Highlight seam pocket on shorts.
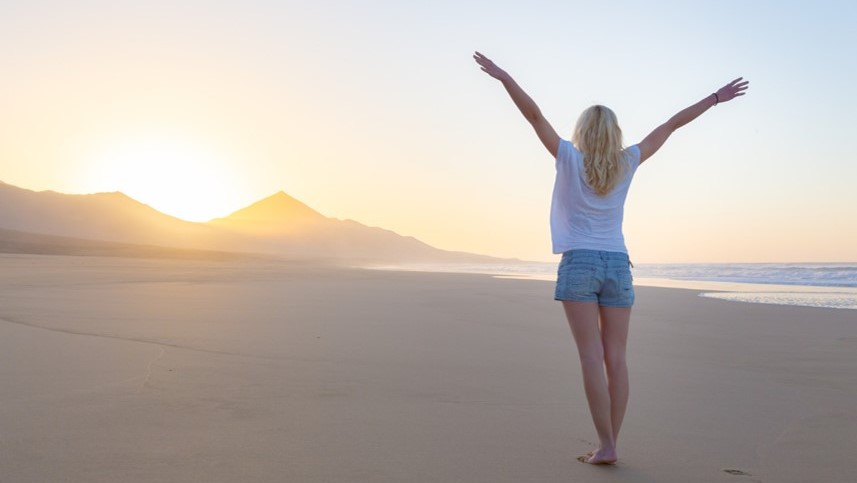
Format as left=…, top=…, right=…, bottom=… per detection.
left=618, top=270, right=633, bottom=291
left=566, top=266, right=596, bottom=291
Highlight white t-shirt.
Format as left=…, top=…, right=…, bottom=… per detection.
left=549, top=139, right=641, bottom=254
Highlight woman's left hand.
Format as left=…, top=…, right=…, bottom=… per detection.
left=715, top=77, right=750, bottom=104
left=473, top=51, right=510, bottom=82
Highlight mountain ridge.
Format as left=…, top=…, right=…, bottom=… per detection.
left=0, top=180, right=503, bottom=264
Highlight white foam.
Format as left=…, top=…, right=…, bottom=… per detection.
left=699, top=291, right=857, bottom=310
left=360, top=262, right=857, bottom=310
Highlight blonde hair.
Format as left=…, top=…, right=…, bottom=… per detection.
left=572, top=105, right=627, bottom=196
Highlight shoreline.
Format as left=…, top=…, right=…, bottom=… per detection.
left=363, top=263, right=857, bottom=311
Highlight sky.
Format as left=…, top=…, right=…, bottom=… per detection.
left=1, top=0, right=855, bottom=263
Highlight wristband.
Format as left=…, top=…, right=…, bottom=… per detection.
left=713, top=93, right=720, bottom=105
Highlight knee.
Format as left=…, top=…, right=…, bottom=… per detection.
left=604, top=353, right=627, bottom=376
left=578, top=347, right=605, bottom=368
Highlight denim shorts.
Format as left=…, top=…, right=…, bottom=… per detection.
left=554, top=249, right=635, bottom=307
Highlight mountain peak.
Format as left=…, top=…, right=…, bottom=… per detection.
left=208, top=191, right=325, bottom=229
left=267, top=191, right=299, bottom=202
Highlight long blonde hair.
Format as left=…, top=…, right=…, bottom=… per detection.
left=572, top=105, right=626, bottom=196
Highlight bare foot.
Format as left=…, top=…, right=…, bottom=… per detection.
left=577, top=447, right=617, bottom=465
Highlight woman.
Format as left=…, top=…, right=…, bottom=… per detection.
left=473, top=51, right=748, bottom=465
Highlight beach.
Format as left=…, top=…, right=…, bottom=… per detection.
left=1, top=254, right=855, bottom=483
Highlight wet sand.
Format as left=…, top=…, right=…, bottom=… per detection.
left=1, top=254, right=855, bottom=482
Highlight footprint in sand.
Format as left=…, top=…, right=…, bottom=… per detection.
left=722, top=469, right=762, bottom=483
left=575, top=440, right=597, bottom=464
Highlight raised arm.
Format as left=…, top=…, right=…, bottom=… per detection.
left=638, top=77, right=749, bottom=164
left=473, top=51, right=560, bottom=158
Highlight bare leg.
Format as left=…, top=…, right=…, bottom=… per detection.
left=600, top=306, right=631, bottom=444
left=562, top=301, right=617, bottom=464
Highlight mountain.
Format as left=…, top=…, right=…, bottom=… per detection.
left=0, top=182, right=222, bottom=249
left=206, top=191, right=478, bottom=262
left=0, top=181, right=501, bottom=264
left=208, top=192, right=327, bottom=236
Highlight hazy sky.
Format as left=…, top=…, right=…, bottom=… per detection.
left=1, top=1, right=855, bottom=263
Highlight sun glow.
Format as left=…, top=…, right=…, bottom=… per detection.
left=85, top=135, right=241, bottom=222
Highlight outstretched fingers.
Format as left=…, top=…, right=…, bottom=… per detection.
left=717, top=77, right=750, bottom=102
left=731, top=78, right=750, bottom=96
left=473, top=51, right=509, bottom=81
left=473, top=52, right=494, bottom=69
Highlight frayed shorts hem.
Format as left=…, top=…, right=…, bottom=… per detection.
left=553, top=296, right=634, bottom=308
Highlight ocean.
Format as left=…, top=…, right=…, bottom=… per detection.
left=366, top=262, right=857, bottom=310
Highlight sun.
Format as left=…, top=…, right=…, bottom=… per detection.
left=85, top=135, right=241, bottom=222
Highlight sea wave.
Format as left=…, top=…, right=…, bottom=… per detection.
left=363, top=261, right=857, bottom=310
left=632, top=263, right=857, bottom=288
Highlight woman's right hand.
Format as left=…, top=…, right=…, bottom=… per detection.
left=473, top=51, right=511, bottom=82
left=715, top=77, right=750, bottom=103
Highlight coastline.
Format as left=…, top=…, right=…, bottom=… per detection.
left=1, top=254, right=855, bottom=482
left=365, top=262, right=857, bottom=310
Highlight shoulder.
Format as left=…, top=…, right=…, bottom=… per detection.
left=624, top=144, right=641, bottom=169
left=556, top=139, right=580, bottom=161
left=555, top=139, right=580, bottom=170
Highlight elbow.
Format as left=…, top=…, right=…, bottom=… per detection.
left=664, top=119, right=682, bottom=133
left=526, top=108, right=544, bottom=124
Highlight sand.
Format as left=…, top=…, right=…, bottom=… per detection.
left=1, top=254, right=855, bottom=482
